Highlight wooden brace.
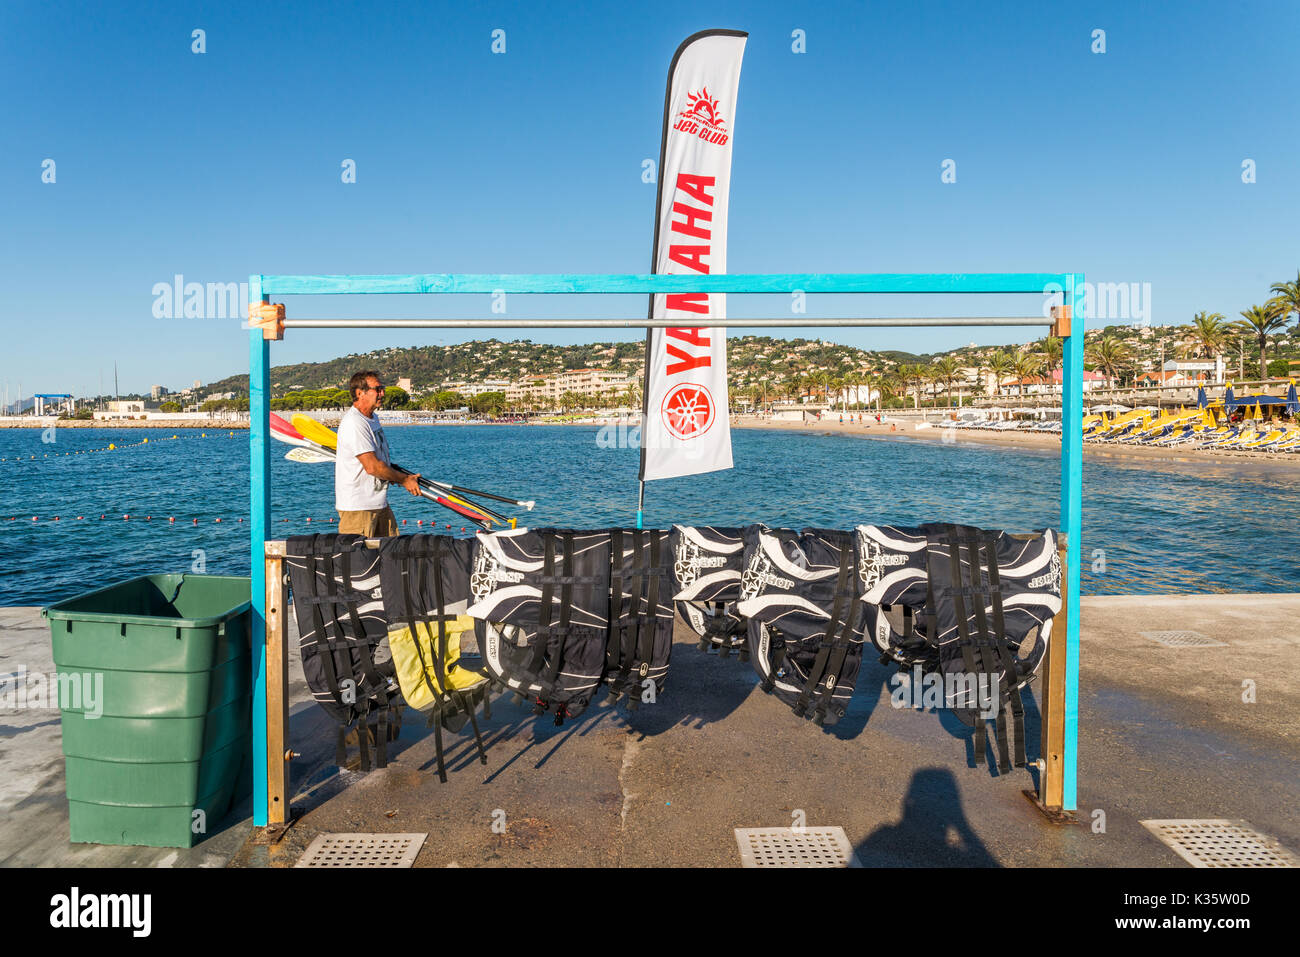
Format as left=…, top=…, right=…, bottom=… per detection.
left=249, top=302, right=286, bottom=340
left=1050, top=304, right=1071, bottom=338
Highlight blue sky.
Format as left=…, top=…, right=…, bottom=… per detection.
left=2, top=0, right=1297, bottom=399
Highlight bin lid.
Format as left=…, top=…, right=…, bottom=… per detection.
left=42, top=573, right=252, bottom=629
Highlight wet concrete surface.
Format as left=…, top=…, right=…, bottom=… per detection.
left=4, top=594, right=1298, bottom=867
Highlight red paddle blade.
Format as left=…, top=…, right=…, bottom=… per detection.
left=431, top=493, right=492, bottom=527
left=269, top=413, right=310, bottom=446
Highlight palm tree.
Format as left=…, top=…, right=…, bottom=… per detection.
left=1234, top=302, right=1290, bottom=380
left=1269, top=271, right=1300, bottom=333
left=1084, top=336, right=1131, bottom=387
left=1041, top=336, right=1063, bottom=374
left=888, top=371, right=907, bottom=409
left=932, top=356, right=962, bottom=408
left=894, top=364, right=918, bottom=409
left=984, top=351, right=1015, bottom=399
left=1012, top=351, right=1044, bottom=398
left=1180, top=311, right=1229, bottom=361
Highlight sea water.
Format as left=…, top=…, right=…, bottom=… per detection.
left=1, top=425, right=1296, bottom=605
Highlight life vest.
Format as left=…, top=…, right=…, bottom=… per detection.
left=377, top=534, right=492, bottom=782
left=857, top=523, right=1062, bottom=771
left=736, top=526, right=866, bottom=727
left=670, top=525, right=749, bottom=659
left=285, top=534, right=400, bottom=771
left=605, top=528, right=675, bottom=708
left=468, top=528, right=612, bottom=723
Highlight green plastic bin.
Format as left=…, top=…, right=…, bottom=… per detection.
left=42, top=573, right=253, bottom=848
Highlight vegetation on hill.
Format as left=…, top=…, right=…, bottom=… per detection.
left=192, top=273, right=1299, bottom=409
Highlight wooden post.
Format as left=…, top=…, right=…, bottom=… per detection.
left=264, top=541, right=290, bottom=828
left=1037, top=543, right=1070, bottom=812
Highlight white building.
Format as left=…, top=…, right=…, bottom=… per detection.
left=506, top=369, right=634, bottom=406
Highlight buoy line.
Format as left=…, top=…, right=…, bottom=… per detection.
left=0, top=431, right=240, bottom=462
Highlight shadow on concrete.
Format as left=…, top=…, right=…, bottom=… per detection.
left=854, top=767, right=1000, bottom=867
left=933, top=683, right=1043, bottom=778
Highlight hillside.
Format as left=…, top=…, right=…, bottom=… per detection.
left=200, top=320, right=1299, bottom=404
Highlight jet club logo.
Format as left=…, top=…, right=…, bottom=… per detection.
left=1029, top=550, right=1062, bottom=592
left=740, top=547, right=794, bottom=602
left=857, top=540, right=909, bottom=591
left=470, top=546, right=523, bottom=602
left=672, top=87, right=731, bottom=146
left=672, top=535, right=727, bottom=589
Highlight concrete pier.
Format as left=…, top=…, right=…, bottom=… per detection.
left=2, top=594, right=1297, bottom=867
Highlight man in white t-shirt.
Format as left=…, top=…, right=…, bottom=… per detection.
left=335, top=370, right=421, bottom=537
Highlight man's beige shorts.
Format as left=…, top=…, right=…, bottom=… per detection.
left=337, top=506, right=399, bottom=538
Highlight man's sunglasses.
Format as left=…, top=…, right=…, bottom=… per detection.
left=361, top=385, right=386, bottom=395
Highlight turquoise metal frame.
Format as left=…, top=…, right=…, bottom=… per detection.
left=247, top=271, right=1085, bottom=825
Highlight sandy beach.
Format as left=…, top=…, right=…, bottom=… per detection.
left=731, top=413, right=1300, bottom=472
left=5, top=412, right=1298, bottom=471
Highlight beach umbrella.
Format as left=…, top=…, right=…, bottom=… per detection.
left=1197, top=386, right=1207, bottom=408
left=1287, top=381, right=1298, bottom=414
left=1252, top=401, right=1262, bottom=420
left=1225, top=385, right=1235, bottom=406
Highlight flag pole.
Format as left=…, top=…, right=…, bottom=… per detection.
left=637, top=31, right=686, bottom=532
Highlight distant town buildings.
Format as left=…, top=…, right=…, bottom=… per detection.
left=999, top=369, right=1112, bottom=396
left=503, top=369, right=633, bottom=405
left=440, top=378, right=512, bottom=398
left=1134, top=358, right=1226, bottom=387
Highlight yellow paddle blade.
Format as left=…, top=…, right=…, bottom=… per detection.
left=444, top=492, right=494, bottom=526
left=292, top=413, right=338, bottom=450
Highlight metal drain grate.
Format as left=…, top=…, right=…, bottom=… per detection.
left=1141, top=820, right=1299, bottom=868
left=735, top=826, right=858, bottom=868
left=296, top=833, right=427, bottom=868
left=1140, top=630, right=1226, bottom=648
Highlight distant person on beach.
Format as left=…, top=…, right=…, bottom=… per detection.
left=335, top=370, right=421, bottom=537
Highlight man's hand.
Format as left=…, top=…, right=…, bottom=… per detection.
left=357, top=452, right=422, bottom=495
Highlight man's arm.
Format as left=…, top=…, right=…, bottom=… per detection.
left=356, top=452, right=422, bottom=495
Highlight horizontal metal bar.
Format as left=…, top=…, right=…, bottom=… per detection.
left=281, top=316, right=1049, bottom=329
left=259, top=273, right=1068, bottom=296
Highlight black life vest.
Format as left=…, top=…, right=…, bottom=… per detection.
left=468, top=528, right=611, bottom=723
left=285, top=534, right=400, bottom=771
left=670, top=524, right=749, bottom=659
left=737, top=526, right=866, bottom=727
left=376, top=534, right=492, bottom=782
left=858, top=523, right=1062, bottom=771
left=605, top=528, right=675, bottom=709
